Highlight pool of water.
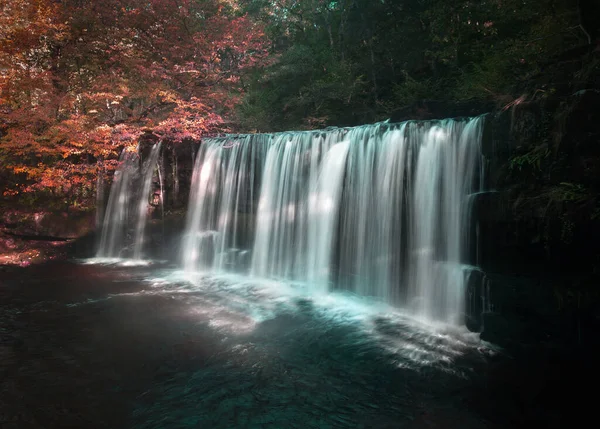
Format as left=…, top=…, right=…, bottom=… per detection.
left=0, top=260, right=591, bottom=428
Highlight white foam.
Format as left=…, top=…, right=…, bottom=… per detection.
left=140, top=271, right=484, bottom=369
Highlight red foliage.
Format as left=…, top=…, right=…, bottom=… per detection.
left=0, top=0, right=269, bottom=206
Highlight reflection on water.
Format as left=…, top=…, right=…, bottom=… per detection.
left=81, top=257, right=157, bottom=267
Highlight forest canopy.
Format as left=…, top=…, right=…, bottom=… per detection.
left=236, top=0, right=590, bottom=131
left=0, top=0, right=594, bottom=209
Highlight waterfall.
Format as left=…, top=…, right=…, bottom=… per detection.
left=250, top=134, right=350, bottom=291
left=182, top=116, right=484, bottom=323
left=182, top=135, right=267, bottom=272
left=305, top=141, right=350, bottom=292
left=172, top=145, right=179, bottom=204
left=133, top=142, right=161, bottom=259
left=97, top=149, right=137, bottom=258
left=95, top=163, right=105, bottom=230
left=337, top=123, right=409, bottom=301
left=97, top=143, right=162, bottom=259
left=407, top=120, right=483, bottom=323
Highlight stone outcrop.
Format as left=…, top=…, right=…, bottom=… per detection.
left=467, top=90, right=600, bottom=349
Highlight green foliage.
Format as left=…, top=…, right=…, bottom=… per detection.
left=391, top=73, right=438, bottom=107
left=237, top=41, right=370, bottom=131
left=544, top=182, right=595, bottom=245
left=553, top=182, right=591, bottom=203
left=509, top=147, right=550, bottom=172
left=238, top=0, right=585, bottom=131
left=452, top=53, right=516, bottom=101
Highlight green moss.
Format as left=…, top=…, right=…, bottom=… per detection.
left=508, top=147, right=550, bottom=173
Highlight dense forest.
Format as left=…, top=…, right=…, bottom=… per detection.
left=0, top=0, right=598, bottom=211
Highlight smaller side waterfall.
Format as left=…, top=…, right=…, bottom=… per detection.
left=97, top=149, right=137, bottom=258
left=95, top=164, right=105, bottom=230
left=97, top=143, right=162, bottom=259
left=133, top=142, right=162, bottom=259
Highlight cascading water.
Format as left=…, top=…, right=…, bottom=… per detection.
left=95, top=164, right=105, bottom=230
left=305, top=141, right=350, bottom=292
left=250, top=132, right=349, bottom=283
left=406, top=120, right=483, bottom=323
left=97, top=149, right=138, bottom=258
left=182, top=116, right=484, bottom=323
left=97, top=143, right=162, bottom=259
left=133, top=142, right=162, bottom=259
left=182, top=135, right=267, bottom=272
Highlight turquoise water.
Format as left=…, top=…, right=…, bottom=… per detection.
left=0, top=260, right=584, bottom=428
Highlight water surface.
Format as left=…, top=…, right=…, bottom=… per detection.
left=0, top=261, right=585, bottom=428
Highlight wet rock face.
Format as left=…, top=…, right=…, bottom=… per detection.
left=561, top=90, right=600, bottom=183
left=135, top=133, right=199, bottom=212
left=468, top=92, right=600, bottom=344
left=479, top=94, right=598, bottom=272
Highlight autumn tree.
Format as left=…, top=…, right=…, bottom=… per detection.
left=0, top=0, right=269, bottom=209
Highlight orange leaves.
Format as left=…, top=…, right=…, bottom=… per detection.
left=0, top=0, right=67, bottom=46
left=0, top=0, right=271, bottom=207
left=149, top=96, right=227, bottom=141
left=0, top=0, right=67, bottom=108
left=157, top=90, right=179, bottom=104
left=2, top=189, right=20, bottom=197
